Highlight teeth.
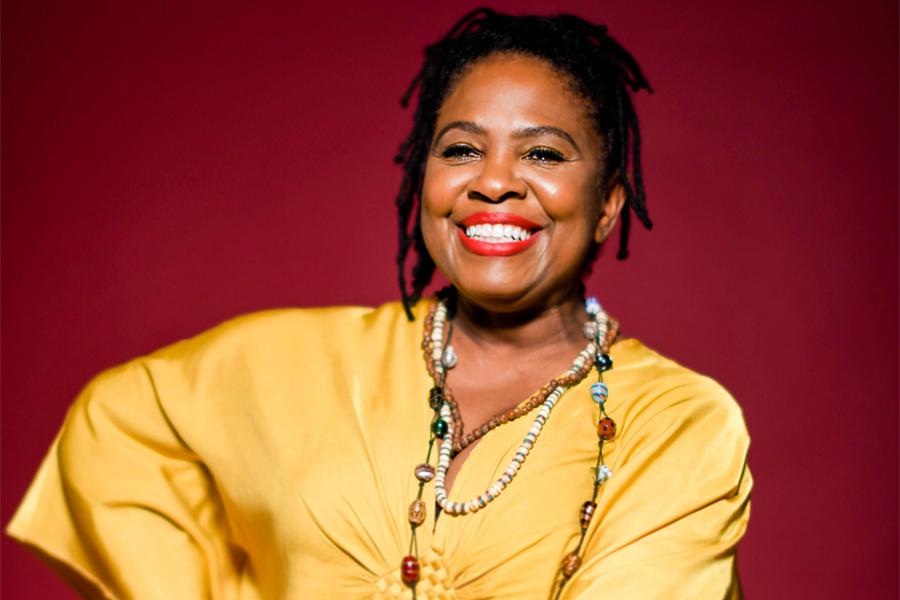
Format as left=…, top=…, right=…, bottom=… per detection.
left=464, top=223, right=533, bottom=243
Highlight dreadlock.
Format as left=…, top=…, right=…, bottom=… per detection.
left=394, top=8, right=653, bottom=320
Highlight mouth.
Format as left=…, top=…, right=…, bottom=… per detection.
left=456, top=212, right=542, bottom=257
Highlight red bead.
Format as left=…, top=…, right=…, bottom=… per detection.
left=401, top=555, right=420, bottom=585
left=597, top=418, right=617, bottom=440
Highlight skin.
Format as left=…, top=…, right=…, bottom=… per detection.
left=420, top=53, right=626, bottom=492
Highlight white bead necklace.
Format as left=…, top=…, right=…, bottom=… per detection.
left=430, top=301, right=607, bottom=516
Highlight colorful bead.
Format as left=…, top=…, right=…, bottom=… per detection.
left=561, top=552, right=582, bottom=577
left=401, top=555, right=420, bottom=585
left=585, top=297, right=601, bottom=315
left=432, top=418, right=449, bottom=437
left=596, top=353, right=613, bottom=371
left=408, top=500, right=426, bottom=526
left=590, top=382, right=608, bottom=405
left=596, top=465, right=612, bottom=484
left=597, top=418, right=616, bottom=440
left=414, top=463, right=435, bottom=483
left=429, top=387, right=444, bottom=410
left=580, top=501, right=597, bottom=531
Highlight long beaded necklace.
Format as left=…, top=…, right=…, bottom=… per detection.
left=400, top=295, right=619, bottom=597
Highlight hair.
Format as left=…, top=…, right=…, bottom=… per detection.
left=394, top=8, right=653, bottom=320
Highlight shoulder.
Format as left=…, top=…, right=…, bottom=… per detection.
left=609, top=338, right=749, bottom=457
left=68, top=300, right=431, bottom=449
left=73, top=300, right=429, bottom=413
left=143, top=300, right=426, bottom=368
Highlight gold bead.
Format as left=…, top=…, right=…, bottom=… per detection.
left=408, top=500, right=426, bottom=526
left=562, top=552, right=581, bottom=578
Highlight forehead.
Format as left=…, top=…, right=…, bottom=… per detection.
left=436, top=53, right=596, bottom=139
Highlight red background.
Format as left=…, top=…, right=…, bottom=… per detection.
left=3, top=1, right=897, bottom=597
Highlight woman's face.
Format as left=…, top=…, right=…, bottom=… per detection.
left=421, top=53, right=624, bottom=314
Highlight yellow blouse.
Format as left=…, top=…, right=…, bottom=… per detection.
left=8, top=301, right=752, bottom=599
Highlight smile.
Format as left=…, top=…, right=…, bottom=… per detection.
left=456, top=212, right=542, bottom=257
left=464, top=223, right=533, bottom=242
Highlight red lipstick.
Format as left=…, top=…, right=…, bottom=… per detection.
left=457, top=212, right=542, bottom=257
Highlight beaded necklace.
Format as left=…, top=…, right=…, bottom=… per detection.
left=400, top=296, right=619, bottom=598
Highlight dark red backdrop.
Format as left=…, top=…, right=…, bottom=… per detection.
left=3, top=1, right=898, bottom=597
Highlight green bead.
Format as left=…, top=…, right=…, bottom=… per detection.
left=431, top=418, right=449, bottom=437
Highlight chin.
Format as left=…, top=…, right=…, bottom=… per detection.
left=452, top=276, right=544, bottom=313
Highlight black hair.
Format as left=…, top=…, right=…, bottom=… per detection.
left=394, top=8, right=653, bottom=320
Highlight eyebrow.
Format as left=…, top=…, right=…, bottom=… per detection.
left=511, top=126, right=580, bottom=153
left=433, top=120, right=486, bottom=143
left=432, top=120, right=581, bottom=153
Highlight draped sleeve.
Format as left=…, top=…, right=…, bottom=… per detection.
left=7, top=307, right=752, bottom=599
left=6, top=359, right=242, bottom=599
left=561, top=372, right=752, bottom=599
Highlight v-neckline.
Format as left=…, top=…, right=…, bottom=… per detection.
left=430, top=434, right=485, bottom=530
left=427, top=411, right=534, bottom=543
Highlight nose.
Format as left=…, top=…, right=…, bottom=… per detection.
left=468, top=153, right=527, bottom=203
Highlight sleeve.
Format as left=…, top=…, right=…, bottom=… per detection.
left=6, top=360, right=243, bottom=599
left=561, top=377, right=752, bottom=599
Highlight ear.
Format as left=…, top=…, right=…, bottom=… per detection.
left=594, top=182, right=626, bottom=244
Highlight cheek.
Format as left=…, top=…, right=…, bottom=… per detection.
left=420, top=207, right=446, bottom=255
left=422, top=159, right=469, bottom=215
left=420, top=161, right=458, bottom=266
left=529, top=173, right=601, bottom=226
left=532, top=174, right=604, bottom=270
left=418, top=201, right=444, bottom=269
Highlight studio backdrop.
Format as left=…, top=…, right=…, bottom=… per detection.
left=2, top=0, right=897, bottom=597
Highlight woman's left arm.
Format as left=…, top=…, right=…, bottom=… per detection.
left=561, top=376, right=752, bottom=599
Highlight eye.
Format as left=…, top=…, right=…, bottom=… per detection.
left=524, top=146, right=566, bottom=164
left=440, top=143, right=482, bottom=162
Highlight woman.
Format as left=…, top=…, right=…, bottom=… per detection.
left=7, top=9, right=751, bottom=599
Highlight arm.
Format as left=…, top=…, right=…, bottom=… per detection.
left=562, top=377, right=752, bottom=599
left=7, top=360, right=242, bottom=599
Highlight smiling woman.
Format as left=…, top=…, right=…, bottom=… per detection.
left=7, top=8, right=751, bottom=600
left=422, top=54, right=617, bottom=314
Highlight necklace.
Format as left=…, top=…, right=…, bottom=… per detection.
left=400, top=295, right=620, bottom=597
left=421, top=305, right=618, bottom=456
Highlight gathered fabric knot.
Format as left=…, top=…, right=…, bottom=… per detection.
left=373, top=548, right=459, bottom=599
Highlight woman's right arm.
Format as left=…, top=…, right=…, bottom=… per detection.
left=7, top=360, right=242, bottom=599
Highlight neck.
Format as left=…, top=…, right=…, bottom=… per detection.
left=451, top=289, right=588, bottom=355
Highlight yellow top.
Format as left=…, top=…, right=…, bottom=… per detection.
left=7, top=301, right=752, bottom=599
